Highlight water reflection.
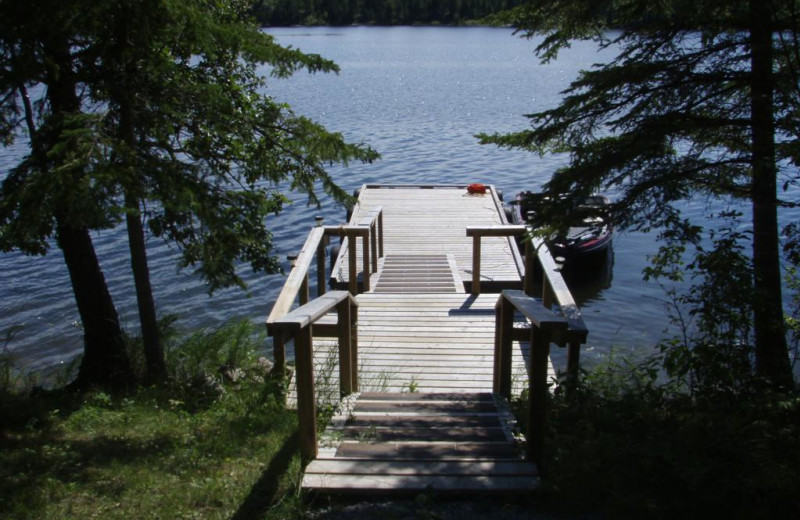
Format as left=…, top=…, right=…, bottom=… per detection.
left=559, top=246, right=615, bottom=306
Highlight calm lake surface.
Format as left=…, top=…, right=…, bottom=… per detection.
left=1, top=26, right=711, bottom=376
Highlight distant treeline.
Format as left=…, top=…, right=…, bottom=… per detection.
left=252, top=0, right=527, bottom=26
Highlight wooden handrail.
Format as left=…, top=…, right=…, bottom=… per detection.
left=466, top=225, right=527, bottom=295
left=267, top=209, right=384, bottom=371
left=467, top=225, right=588, bottom=386
left=266, top=226, right=329, bottom=367
left=269, top=291, right=359, bottom=461
left=328, top=206, right=384, bottom=294
left=494, top=290, right=566, bottom=468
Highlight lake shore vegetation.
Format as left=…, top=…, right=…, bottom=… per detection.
left=3, top=318, right=798, bottom=519
left=480, top=0, right=799, bottom=389
left=252, top=0, right=528, bottom=27
left=1, top=320, right=306, bottom=520
left=0, top=0, right=378, bottom=391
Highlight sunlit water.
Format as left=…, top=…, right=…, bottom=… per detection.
left=0, top=27, right=747, bottom=377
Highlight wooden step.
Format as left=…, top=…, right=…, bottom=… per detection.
left=302, top=392, right=537, bottom=495
left=371, top=254, right=463, bottom=293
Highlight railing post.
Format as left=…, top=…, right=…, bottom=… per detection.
left=493, top=303, right=502, bottom=393
left=272, top=333, right=286, bottom=376
left=316, top=217, right=328, bottom=297
left=377, top=210, right=384, bottom=258
left=370, top=221, right=378, bottom=273
left=472, top=234, right=481, bottom=295
left=337, top=298, right=353, bottom=396
left=361, top=232, right=371, bottom=292
left=493, top=296, right=515, bottom=398
left=528, top=326, right=551, bottom=469
left=524, top=236, right=535, bottom=297
left=288, top=254, right=309, bottom=306
left=566, top=340, right=581, bottom=393
left=294, top=326, right=317, bottom=461
left=542, top=281, right=554, bottom=310
left=348, top=235, right=358, bottom=295
left=349, top=297, right=359, bottom=392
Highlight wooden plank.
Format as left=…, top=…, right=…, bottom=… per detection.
left=266, top=226, right=325, bottom=332
left=340, top=426, right=508, bottom=442
left=302, top=474, right=538, bottom=493
left=357, top=392, right=494, bottom=401
left=305, top=459, right=535, bottom=477
left=344, top=415, right=502, bottom=427
left=466, top=225, right=527, bottom=237
left=354, top=400, right=497, bottom=413
left=501, top=290, right=568, bottom=331
left=334, top=441, right=521, bottom=460
left=269, top=291, right=353, bottom=332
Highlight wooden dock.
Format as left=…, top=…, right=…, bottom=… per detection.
left=332, top=185, right=523, bottom=293
left=266, top=184, right=587, bottom=496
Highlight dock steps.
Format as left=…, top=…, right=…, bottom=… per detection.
left=303, top=392, right=538, bottom=495
left=372, top=254, right=463, bottom=293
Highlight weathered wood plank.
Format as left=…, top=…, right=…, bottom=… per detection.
left=305, top=460, right=535, bottom=477
left=340, top=426, right=508, bottom=442
left=344, top=415, right=501, bottom=427
left=334, top=441, right=520, bottom=460
left=269, top=291, right=355, bottom=332
left=354, top=400, right=498, bottom=413
left=301, top=474, right=538, bottom=493
left=357, top=392, right=494, bottom=401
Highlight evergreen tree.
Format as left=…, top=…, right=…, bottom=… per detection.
left=480, top=0, right=797, bottom=388
left=1, top=0, right=378, bottom=389
left=0, top=0, right=135, bottom=391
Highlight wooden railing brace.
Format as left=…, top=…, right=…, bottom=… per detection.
left=494, top=290, right=567, bottom=468
left=268, top=291, right=359, bottom=461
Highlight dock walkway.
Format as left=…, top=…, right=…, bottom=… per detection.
left=267, top=184, right=586, bottom=495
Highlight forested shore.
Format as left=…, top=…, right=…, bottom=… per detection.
left=252, top=0, right=527, bottom=26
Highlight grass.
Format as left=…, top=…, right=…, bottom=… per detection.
left=0, top=319, right=310, bottom=520
left=10, top=316, right=798, bottom=520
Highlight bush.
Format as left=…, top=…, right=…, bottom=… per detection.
left=527, top=353, right=800, bottom=519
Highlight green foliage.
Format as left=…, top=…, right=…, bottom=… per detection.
left=0, top=320, right=299, bottom=520
left=1, top=0, right=379, bottom=388
left=480, top=0, right=797, bottom=387
left=517, top=354, right=800, bottom=519
left=80, top=0, right=381, bottom=291
left=252, top=0, right=528, bottom=26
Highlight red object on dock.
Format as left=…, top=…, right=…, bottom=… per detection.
left=467, top=183, right=486, bottom=194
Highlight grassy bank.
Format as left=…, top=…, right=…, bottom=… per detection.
left=1, top=320, right=306, bottom=520
left=4, top=319, right=799, bottom=519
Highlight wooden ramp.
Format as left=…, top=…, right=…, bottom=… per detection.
left=303, top=392, right=538, bottom=494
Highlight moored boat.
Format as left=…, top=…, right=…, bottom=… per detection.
left=508, top=191, right=613, bottom=263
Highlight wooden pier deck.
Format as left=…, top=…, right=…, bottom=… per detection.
left=333, top=185, right=523, bottom=293
left=267, top=184, right=586, bottom=496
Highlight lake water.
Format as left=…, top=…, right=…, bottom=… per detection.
left=1, top=26, right=709, bottom=377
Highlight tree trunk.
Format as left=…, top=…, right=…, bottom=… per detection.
left=58, top=222, right=134, bottom=392
left=45, top=32, right=135, bottom=392
left=125, top=194, right=166, bottom=381
left=749, top=0, right=795, bottom=388
left=113, top=8, right=166, bottom=382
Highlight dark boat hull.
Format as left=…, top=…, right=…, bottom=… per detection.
left=509, top=191, right=613, bottom=263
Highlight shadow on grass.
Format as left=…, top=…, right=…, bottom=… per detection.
left=230, top=430, right=300, bottom=520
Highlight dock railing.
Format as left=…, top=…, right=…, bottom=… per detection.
left=466, top=226, right=588, bottom=387
left=267, top=291, right=359, bottom=461
left=266, top=209, right=384, bottom=372
left=494, top=290, right=566, bottom=468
